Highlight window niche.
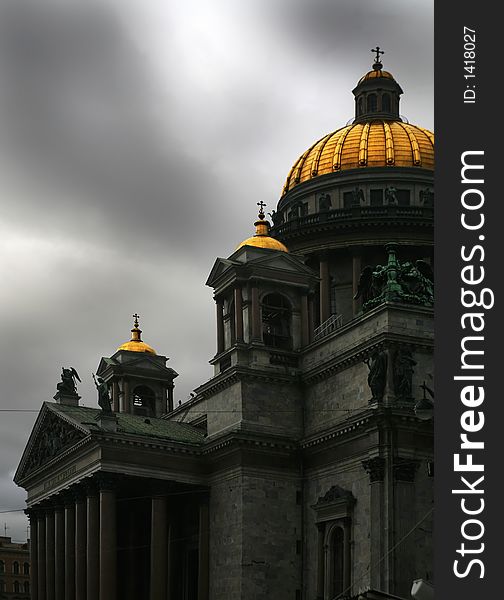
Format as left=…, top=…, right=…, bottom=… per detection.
left=261, top=293, right=292, bottom=350
left=312, top=485, right=355, bottom=600
left=132, top=385, right=156, bottom=417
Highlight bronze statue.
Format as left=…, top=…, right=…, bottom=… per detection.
left=385, top=186, right=397, bottom=205
left=393, top=349, right=417, bottom=401
left=364, top=350, right=388, bottom=402
left=318, top=193, right=332, bottom=212
left=92, top=374, right=113, bottom=413
left=56, top=367, right=81, bottom=396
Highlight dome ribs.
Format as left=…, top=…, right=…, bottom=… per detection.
left=397, top=122, right=422, bottom=166
left=358, top=122, right=371, bottom=166
left=332, top=125, right=353, bottom=171
left=383, top=121, right=395, bottom=165
left=310, top=132, right=333, bottom=177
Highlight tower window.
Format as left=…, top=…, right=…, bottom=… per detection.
left=367, top=94, right=377, bottom=112
left=24, top=581, right=30, bottom=594
left=23, top=562, right=30, bottom=575
left=14, top=580, right=20, bottom=593
left=261, top=293, right=292, bottom=350
left=13, top=561, right=19, bottom=574
left=0, top=561, right=3, bottom=573
left=358, top=97, right=363, bottom=115
left=382, top=93, right=391, bottom=112
left=396, top=190, right=411, bottom=206
left=132, top=385, right=155, bottom=417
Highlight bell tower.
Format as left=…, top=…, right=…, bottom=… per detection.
left=96, top=315, right=178, bottom=417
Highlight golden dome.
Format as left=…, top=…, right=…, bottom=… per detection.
left=237, top=205, right=288, bottom=252
left=117, top=314, right=157, bottom=355
left=357, top=69, right=395, bottom=84
left=282, top=120, right=434, bottom=196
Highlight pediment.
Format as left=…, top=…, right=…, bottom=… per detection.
left=205, top=258, right=238, bottom=287
left=14, top=404, right=87, bottom=483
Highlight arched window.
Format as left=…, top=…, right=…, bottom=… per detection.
left=367, top=93, right=377, bottom=112
left=13, top=561, right=19, bottom=574
left=132, top=385, right=156, bottom=417
left=24, top=580, right=30, bottom=594
left=382, top=93, right=391, bottom=112
left=14, top=580, right=20, bottom=593
left=329, top=526, right=345, bottom=597
left=23, top=562, right=30, bottom=575
left=0, top=580, right=5, bottom=592
left=0, top=560, right=4, bottom=573
left=358, top=97, right=363, bottom=115
left=261, top=293, right=292, bottom=350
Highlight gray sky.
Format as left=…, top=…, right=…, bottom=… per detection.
left=0, top=0, right=433, bottom=542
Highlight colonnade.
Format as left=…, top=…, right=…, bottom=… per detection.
left=26, top=475, right=209, bottom=600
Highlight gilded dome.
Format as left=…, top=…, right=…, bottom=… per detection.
left=357, top=69, right=395, bottom=84
left=237, top=211, right=288, bottom=252
left=282, top=120, right=434, bottom=196
left=117, top=315, right=157, bottom=355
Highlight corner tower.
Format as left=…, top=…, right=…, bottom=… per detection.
left=96, top=315, right=178, bottom=417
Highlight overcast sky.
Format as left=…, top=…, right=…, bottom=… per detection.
left=0, top=0, right=433, bottom=542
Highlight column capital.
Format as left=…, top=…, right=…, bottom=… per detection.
left=95, top=472, right=118, bottom=492
left=362, top=457, right=386, bottom=482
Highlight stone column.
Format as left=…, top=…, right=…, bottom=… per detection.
left=86, top=485, right=99, bottom=600
left=319, top=256, right=331, bottom=323
left=45, top=509, right=55, bottom=599
left=99, top=478, right=117, bottom=600
left=301, top=293, right=309, bottom=347
left=27, top=510, right=38, bottom=600
left=234, top=286, right=244, bottom=342
left=166, top=520, right=175, bottom=599
left=197, top=503, right=210, bottom=600
left=54, top=505, right=65, bottom=600
left=112, top=381, right=119, bottom=412
left=166, top=384, right=174, bottom=413
left=75, top=491, right=87, bottom=600
left=316, top=524, right=325, bottom=600
left=150, top=495, right=168, bottom=600
left=393, top=459, right=421, bottom=597
left=251, top=286, right=261, bottom=341
left=216, top=299, right=225, bottom=354
left=65, top=497, right=76, bottom=600
left=37, top=511, right=46, bottom=600
left=362, top=457, right=386, bottom=590
left=308, top=294, right=315, bottom=343
left=122, top=379, right=130, bottom=414
left=352, top=250, right=363, bottom=316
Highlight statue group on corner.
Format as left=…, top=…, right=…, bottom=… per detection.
left=55, top=367, right=112, bottom=413
left=56, top=367, right=81, bottom=397
left=354, top=250, right=434, bottom=311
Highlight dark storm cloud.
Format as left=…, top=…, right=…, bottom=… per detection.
left=0, top=0, right=229, bottom=258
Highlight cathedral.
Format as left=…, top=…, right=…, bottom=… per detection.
left=14, top=51, right=434, bottom=600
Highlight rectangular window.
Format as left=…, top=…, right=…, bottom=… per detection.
left=396, top=190, right=410, bottom=206
left=370, top=189, right=383, bottom=206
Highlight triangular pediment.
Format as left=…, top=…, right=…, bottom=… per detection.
left=205, top=258, right=238, bottom=287
left=14, top=404, right=88, bottom=483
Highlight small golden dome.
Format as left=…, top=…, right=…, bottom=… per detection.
left=237, top=203, right=288, bottom=252
left=282, top=120, right=434, bottom=196
left=117, top=314, right=157, bottom=355
left=357, top=69, right=395, bottom=84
